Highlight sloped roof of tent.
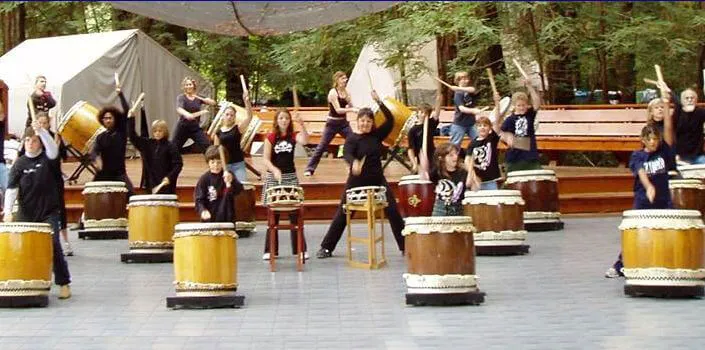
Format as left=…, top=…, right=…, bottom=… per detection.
left=109, top=1, right=398, bottom=36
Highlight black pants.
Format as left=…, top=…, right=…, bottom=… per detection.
left=264, top=212, right=307, bottom=255
left=320, top=182, right=405, bottom=253
left=172, top=119, right=210, bottom=154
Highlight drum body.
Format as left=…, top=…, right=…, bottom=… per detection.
left=346, top=186, right=387, bottom=206
left=173, top=223, right=238, bottom=296
left=462, top=190, right=528, bottom=255
left=620, top=210, right=705, bottom=297
left=82, top=181, right=128, bottom=232
left=0, top=223, right=53, bottom=297
left=398, top=175, right=434, bottom=217
left=265, top=185, right=304, bottom=209
left=373, top=97, right=414, bottom=147
left=669, top=179, right=705, bottom=218
left=402, top=216, right=479, bottom=295
left=678, top=164, right=705, bottom=180
left=58, top=100, right=106, bottom=154
left=127, top=195, right=179, bottom=251
left=233, top=182, right=256, bottom=233
left=504, top=170, right=562, bottom=231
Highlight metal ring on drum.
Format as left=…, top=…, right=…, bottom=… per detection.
left=620, top=209, right=705, bottom=298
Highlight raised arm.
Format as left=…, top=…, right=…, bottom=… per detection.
left=492, top=92, right=506, bottom=135
left=36, top=127, right=58, bottom=160
left=525, top=80, right=541, bottom=111
left=661, top=82, right=674, bottom=146
left=294, top=112, right=309, bottom=145
left=127, top=116, right=148, bottom=152
left=372, top=91, right=394, bottom=140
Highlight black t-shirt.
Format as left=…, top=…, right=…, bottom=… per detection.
left=267, top=132, right=297, bottom=174
left=629, top=142, right=675, bottom=208
left=453, top=91, right=477, bottom=127
left=194, top=171, right=243, bottom=222
left=92, top=129, right=127, bottom=178
left=408, top=118, right=439, bottom=162
left=469, top=131, right=501, bottom=182
left=8, top=153, right=60, bottom=222
left=673, top=102, right=705, bottom=158
left=430, top=168, right=468, bottom=206
left=217, top=127, right=244, bottom=163
left=177, top=94, right=205, bottom=125
left=343, top=102, right=394, bottom=189
left=501, top=107, right=539, bottom=163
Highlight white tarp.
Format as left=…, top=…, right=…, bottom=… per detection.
left=349, top=39, right=439, bottom=108
left=0, top=29, right=212, bottom=137
left=110, top=1, right=397, bottom=36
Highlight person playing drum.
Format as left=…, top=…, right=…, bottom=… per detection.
left=466, top=91, right=508, bottom=191
left=606, top=81, right=674, bottom=278
left=407, top=92, right=442, bottom=174
left=127, top=102, right=183, bottom=195
left=673, top=88, right=705, bottom=165
left=500, top=79, right=542, bottom=173
left=214, top=90, right=254, bottom=183
left=25, top=75, right=56, bottom=128
left=194, top=145, right=243, bottom=223
left=91, top=83, right=135, bottom=194
left=261, top=108, right=310, bottom=260
left=449, top=71, right=483, bottom=146
left=645, top=97, right=671, bottom=135
left=419, top=142, right=471, bottom=216
left=317, top=90, right=405, bottom=258
left=3, top=123, right=71, bottom=299
left=304, top=71, right=357, bottom=177
left=172, top=77, right=217, bottom=154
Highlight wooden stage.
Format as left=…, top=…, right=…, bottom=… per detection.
left=61, top=154, right=634, bottom=223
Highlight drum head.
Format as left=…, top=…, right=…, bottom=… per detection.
left=490, top=96, right=512, bottom=123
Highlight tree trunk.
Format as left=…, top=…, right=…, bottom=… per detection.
left=435, top=33, right=457, bottom=105
left=612, top=2, right=636, bottom=103
left=527, top=8, right=548, bottom=101
left=225, top=38, right=249, bottom=105
left=598, top=2, right=609, bottom=103
left=17, top=3, right=25, bottom=42
left=399, top=55, right=408, bottom=105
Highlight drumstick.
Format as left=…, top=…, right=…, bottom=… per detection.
left=293, top=84, right=300, bottom=110
left=512, top=58, right=529, bottom=80
left=366, top=67, right=374, bottom=90
left=27, top=94, right=37, bottom=122
left=643, top=78, right=659, bottom=86
left=486, top=68, right=498, bottom=97
left=114, top=72, right=120, bottom=89
left=421, top=111, right=429, bottom=159
left=152, top=181, right=166, bottom=194
left=128, top=92, right=145, bottom=118
left=218, top=145, right=231, bottom=188
left=240, top=75, right=248, bottom=93
left=655, top=65, right=664, bottom=85
left=432, top=76, right=454, bottom=90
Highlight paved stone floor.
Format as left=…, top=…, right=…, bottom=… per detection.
left=1, top=216, right=705, bottom=349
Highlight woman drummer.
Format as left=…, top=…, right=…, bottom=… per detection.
left=172, top=77, right=217, bottom=154
left=304, top=71, right=357, bottom=176
left=261, top=107, right=310, bottom=260
left=213, top=89, right=254, bottom=183
left=317, top=90, right=405, bottom=258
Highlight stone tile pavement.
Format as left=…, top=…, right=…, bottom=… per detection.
left=1, top=216, right=705, bottom=349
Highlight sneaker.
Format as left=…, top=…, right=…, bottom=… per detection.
left=304, top=171, right=313, bottom=177
left=604, top=267, right=621, bottom=278
left=316, top=248, right=332, bottom=259
left=304, top=252, right=310, bottom=260
left=63, top=242, right=74, bottom=257
left=262, top=253, right=270, bottom=260
left=58, top=285, right=71, bottom=299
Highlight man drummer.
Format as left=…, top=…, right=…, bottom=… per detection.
left=25, top=75, right=56, bottom=128
left=3, top=122, right=71, bottom=299
left=673, top=88, right=705, bottom=165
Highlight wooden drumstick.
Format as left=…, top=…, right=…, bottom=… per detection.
left=114, top=72, right=120, bottom=89
left=487, top=68, right=498, bottom=97
left=512, top=58, right=529, bottom=80
left=643, top=78, right=659, bottom=86
left=152, top=181, right=166, bottom=194
left=27, top=94, right=37, bottom=122
left=421, top=111, right=429, bottom=158
left=366, top=67, right=374, bottom=90
left=432, top=76, right=454, bottom=90
left=240, top=74, right=248, bottom=93
left=655, top=65, right=664, bottom=85
left=128, top=92, right=145, bottom=118
left=218, top=145, right=231, bottom=188
left=293, top=84, right=300, bottom=110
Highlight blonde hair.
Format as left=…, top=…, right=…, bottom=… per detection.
left=646, top=98, right=666, bottom=124
left=512, top=91, right=529, bottom=105
left=453, top=71, right=469, bottom=85
left=332, top=71, right=347, bottom=89
left=151, top=119, right=169, bottom=138
left=181, top=77, right=196, bottom=92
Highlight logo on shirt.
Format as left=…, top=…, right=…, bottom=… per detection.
left=273, top=140, right=293, bottom=154
left=515, top=117, right=528, bottom=137
left=435, top=179, right=464, bottom=205
left=643, top=156, right=666, bottom=175
left=207, top=185, right=217, bottom=202
left=473, top=143, right=492, bottom=171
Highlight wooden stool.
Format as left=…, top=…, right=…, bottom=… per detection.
left=345, top=189, right=388, bottom=269
left=266, top=205, right=305, bottom=272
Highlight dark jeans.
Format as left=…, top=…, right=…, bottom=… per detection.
left=320, top=182, right=405, bottom=253
left=264, top=212, right=307, bottom=255
left=305, top=118, right=352, bottom=173
left=172, top=119, right=210, bottom=154
left=47, top=213, right=71, bottom=286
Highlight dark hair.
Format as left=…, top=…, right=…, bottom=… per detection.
left=23, top=127, right=37, bottom=139
left=418, top=103, right=433, bottom=117
left=272, top=108, right=294, bottom=142
left=35, top=112, right=50, bottom=121
left=96, top=106, right=122, bottom=127
left=357, top=107, right=376, bottom=132
left=205, top=145, right=224, bottom=162
left=475, top=116, right=492, bottom=128
left=640, top=124, right=662, bottom=141
left=433, top=143, right=461, bottom=179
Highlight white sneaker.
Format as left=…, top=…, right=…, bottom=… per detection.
left=262, top=253, right=270, bottom=260
left=304, top=252, right=310, bottom=260
left=604, top=267, right=620, bottom=278
left=304, top=171, right=312, bottom=177
left=63, top=242, right=74, bottom=257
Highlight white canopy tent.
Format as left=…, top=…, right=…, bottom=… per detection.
left=0, top=29, right=212, bottom=137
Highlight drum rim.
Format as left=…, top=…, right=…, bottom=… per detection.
left=403, top=216, right=474, bottom=225
left=58, top=100, right=88, bottom=132
left=346, top=185, right=386, bottom=192
left=622, top=209, right=702, bottom=218
left=174, top=222, right=235, bottom=231
left=129, top=194, right=178, bottom=201
left=399, top=174, right=421, bottom=180
left=0, top=222, right=52, bottom=230
left=677, top=164, right=705, bottom=171
left=668, top=179, right=703, bottom=183
left=463, top=189, right=522, bottom=198
left=398, top=179, right=433, bottom=185
left=506, top=169, right=556, bottom=177
left=84, top=181, right=127, bottom=187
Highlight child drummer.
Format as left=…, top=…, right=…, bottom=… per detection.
left=407, top=92, right=442, bottom=174
left=605, top=81, right=675, bottom=278
left=466, top=90, right=508, bottom=191
left=194, top=145, right=243, bottom=222
left=500, top=79, right=542, bottom=173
